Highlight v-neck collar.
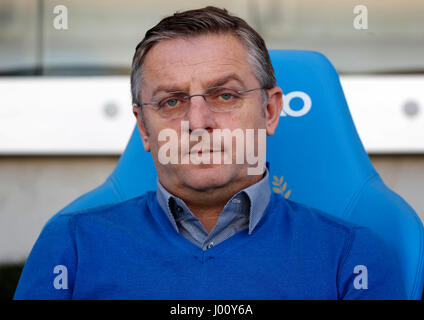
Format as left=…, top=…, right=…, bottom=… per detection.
left=146, top=191, right=278, bottom=261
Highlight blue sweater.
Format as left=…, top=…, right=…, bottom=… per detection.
left=14, top=191, right=406, bottom=299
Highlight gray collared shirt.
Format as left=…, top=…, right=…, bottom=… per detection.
left=156, top=168, right=271, bottom=251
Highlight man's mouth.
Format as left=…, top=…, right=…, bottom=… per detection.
left=188, top=150, right=224, bottom=158
left=191, top=149, right=222, bottom=154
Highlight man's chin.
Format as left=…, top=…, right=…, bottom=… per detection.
left=179, top=164, right=235, bottom=191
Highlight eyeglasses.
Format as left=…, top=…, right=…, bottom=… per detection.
left=136, top=86, right=265, bottom=119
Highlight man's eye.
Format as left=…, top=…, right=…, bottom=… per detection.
left=164, top=98, right=179, bottom=107
left=220, top=93, right=234, bottom=100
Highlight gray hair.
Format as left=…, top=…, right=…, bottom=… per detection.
left=131, top=6, right=276, bottom=109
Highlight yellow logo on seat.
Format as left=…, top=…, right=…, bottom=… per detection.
left=272, top=175, right=292, bottom=199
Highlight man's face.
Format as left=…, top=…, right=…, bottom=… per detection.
left=133, top=33, right=282, bottom=194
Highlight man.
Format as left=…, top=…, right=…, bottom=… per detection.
left=14, top=6, right=405, bottom=299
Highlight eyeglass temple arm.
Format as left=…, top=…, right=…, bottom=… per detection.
left=237, top=87, right=265, bottom=94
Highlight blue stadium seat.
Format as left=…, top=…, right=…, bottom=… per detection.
left=57, top=50, right=424, bottom=299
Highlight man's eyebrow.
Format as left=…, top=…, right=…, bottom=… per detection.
left=151, top=85, right=185, bottom=98
left=205, top=73, right=245, bottom=89
left=151, top=74, right=245, bottom=98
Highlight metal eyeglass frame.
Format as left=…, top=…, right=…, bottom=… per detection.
left=134, top=86, right=266, bottom=114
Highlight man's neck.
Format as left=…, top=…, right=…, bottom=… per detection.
left=160, top=173, right=264, bottom=233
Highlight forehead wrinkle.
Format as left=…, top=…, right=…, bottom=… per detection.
left=178, top=55, right=245, bottom=67
left=145, top=56, right=240, bottom=81
left=151, top=72, right=246, bottom=99
left=151, top=56, right=244, bottom=77
left=148, top=40, right=248, bottom=74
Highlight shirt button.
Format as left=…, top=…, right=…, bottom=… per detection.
left=232, top=198, right=241, bottom=204
left=207, top=242, right=214, bottom=249
left=176, top=206, right=183, bottom=213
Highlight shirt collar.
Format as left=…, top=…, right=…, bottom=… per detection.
left=243, top=167, right=271, bottom=234
left=156, top=167, right=271, bottom=235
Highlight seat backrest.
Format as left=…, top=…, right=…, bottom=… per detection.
left=57, top=50, right=424, bottom=299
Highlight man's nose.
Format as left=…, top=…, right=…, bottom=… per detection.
left=185, top=95, right=217, bottom=132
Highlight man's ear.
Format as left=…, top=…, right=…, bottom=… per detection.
left=132, top=105, right=151, bottom=152
left=265, top=87, right=283, bottom=136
